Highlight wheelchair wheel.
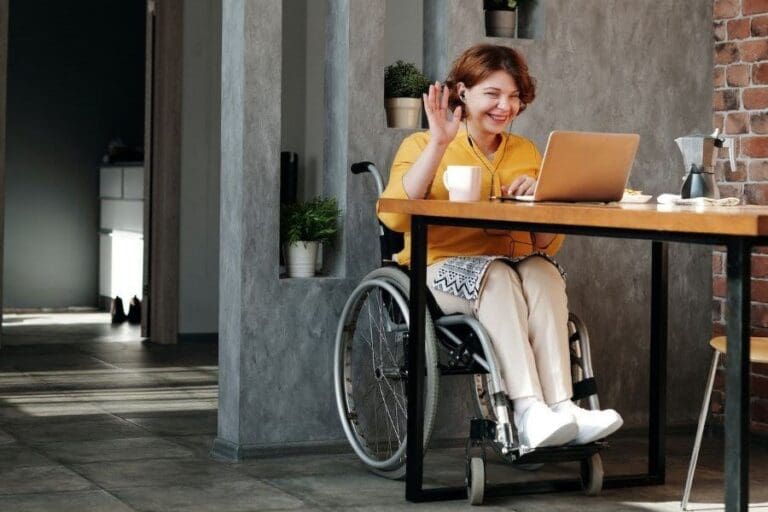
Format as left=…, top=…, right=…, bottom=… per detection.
left=334, top=267, right=439, bottom=480
left=580, top=453, right=604, bottom=496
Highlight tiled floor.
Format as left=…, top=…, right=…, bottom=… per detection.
left=1, top=313, right=767, bottom=511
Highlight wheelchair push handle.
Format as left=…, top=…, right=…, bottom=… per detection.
left=350, top=161, right=384, bottom=198
left=350, top=161, right=376, bottom=175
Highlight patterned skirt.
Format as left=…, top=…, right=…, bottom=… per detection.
left=431, top=253, right=566, bottom=301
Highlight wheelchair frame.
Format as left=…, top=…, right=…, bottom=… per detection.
left=334, top=162, right=608, bottom=505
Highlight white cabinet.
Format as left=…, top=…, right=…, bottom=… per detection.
left=99, top=165, right=144, bottom=301
left=100, top=200, right=143, bottom=233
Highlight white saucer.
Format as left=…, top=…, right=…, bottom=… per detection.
left=620, top=194, right=653, bottom=203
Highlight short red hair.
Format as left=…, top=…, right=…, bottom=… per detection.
left=445, top=44, right=536, bottom=119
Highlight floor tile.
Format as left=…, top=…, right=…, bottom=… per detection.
left=152, top=368, right=217, bottom=387
left=33, top=369, right=168, bottom=391
left=3, top=353, right=115, bottom=372
left=0, top=445, right=56, bottom=469
left=0, top=371, right=50, bottom=392
left=2, top=415, right=149, bottom=444
left=72, top=458, right=253, bottom=490
left=113, top=480, right=308, bottom=511
left=95, top=397, right=217, bottom=415
left=238, top=452, right=365, bottom=479
left=123, top=412, right=217, bottom=436
left=0, top=490, right=135, bottom=512
left=0, top=401, right=106, bottom=423
left=0, top=427, right=16, bottom=444
left=35, top=436, right=195, bottom=464
left=266, top=472, right=404, bottom=508
left=0, top=465, right=95, bottom=495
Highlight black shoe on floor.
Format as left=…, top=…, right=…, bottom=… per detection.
left=127, top=295, right=141, bottom=324
left=111, top=296, right=126, bottom=323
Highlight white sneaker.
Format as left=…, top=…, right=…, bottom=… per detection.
left=553, top=401, right=623, bottom=445
left=514, top=401, right=578, bottom=449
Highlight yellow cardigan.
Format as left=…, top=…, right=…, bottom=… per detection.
left=376, top=130, right=564, bottom=267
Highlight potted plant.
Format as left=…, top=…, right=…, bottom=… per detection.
left=280, top=197, right=342, bottom=277
left=484, top=0, right=518, bottom=38
left=384, top=60, right=431, bottom=129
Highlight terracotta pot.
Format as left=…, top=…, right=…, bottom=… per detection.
left=485, top=9, right=517, bottom=38
left=385, top=98, right=423, bottom=129
left=286, top=241, right=319, bottom=277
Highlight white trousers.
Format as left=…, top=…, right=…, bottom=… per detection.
left=427, top=257, right=572, bottom=404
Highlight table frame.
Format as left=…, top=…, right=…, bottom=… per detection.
left=404, top=214, right=764, bottom=512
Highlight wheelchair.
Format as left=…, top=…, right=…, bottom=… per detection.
left=333, top=161, right=607, bottom=505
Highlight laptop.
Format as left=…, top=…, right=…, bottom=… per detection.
left=504, top=130, right=640, bottom=202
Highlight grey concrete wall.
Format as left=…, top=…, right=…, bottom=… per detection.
left=384, top=0, right=423, bottom=68
left=282, top=0, right=327, bottom=200
left=179, top=0, right=222, bottom=335
left=3, top=1, right=145, bottom=309
left=216, top=0, right=714, bottom=457
left=302, top=0, right=326, bottom=199
left=281, top=0, right=308, bottom=196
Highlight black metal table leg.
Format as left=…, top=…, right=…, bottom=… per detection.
left=406, top=216, right=428, bottom=501
left=649, top=241, right=668, bottom=483
left=725, top=238, right=751, bottom=512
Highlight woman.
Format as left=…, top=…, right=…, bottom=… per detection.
left=377, top=44, right=622, bottom=449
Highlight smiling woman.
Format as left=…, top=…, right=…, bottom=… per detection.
left=377, top=43, right=624, bottom=451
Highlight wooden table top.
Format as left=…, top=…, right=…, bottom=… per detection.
left=377, top=198, right=768, bottom=237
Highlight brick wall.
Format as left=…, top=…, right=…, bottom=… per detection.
left=711, top=0, right=768, bottom=433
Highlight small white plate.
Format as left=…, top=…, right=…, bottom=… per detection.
left=620, top=194, right=653, bottom=203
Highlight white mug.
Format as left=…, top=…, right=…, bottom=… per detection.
left=442, top=165, right=482, bottom=202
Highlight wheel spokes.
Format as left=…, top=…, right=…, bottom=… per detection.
left=345, top=284, right=409, bottom=462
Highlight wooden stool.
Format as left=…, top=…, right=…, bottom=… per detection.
left=681, top=336, right=768, bottom=510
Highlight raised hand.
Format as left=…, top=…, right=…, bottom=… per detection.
left=423, top=81, right=462, bottom=146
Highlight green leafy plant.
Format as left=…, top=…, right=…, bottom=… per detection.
left=484, top=0, right=518, bottom=10
left=384, top=61, right=431, bottom=99
left=280, top=197, right=342, bottom=245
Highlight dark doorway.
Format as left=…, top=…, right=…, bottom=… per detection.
left=2, top=1, right=146, bottom=342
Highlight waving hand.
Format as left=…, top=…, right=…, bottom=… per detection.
left=423, top=82, right=462, bottom=146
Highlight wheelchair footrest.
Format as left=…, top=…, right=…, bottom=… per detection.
left=514, top=442, right=604, bottom=465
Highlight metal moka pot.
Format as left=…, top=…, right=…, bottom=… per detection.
left=675, top=128, right=735, bottom=200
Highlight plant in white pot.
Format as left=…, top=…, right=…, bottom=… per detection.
left=384, top=60, right=431, bottom=129
left=280, top=197, right=341, bottom=277
left=484, top=0, right=518, bottom=38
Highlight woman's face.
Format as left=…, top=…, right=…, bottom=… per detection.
left=461, top=70, right=522, bottom=136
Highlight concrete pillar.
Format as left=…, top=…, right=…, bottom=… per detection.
left=215, top=0, right=429, bottom=459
